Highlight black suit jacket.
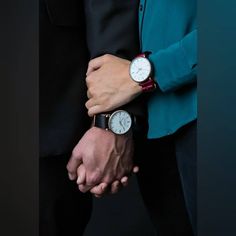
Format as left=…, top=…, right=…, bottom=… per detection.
left=40, top=0, right=144, bottom=157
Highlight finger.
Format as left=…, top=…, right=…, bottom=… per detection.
left=78, top=184, right=92, bottom=193
left=90, top=183, right=108, bottom=195
left=110, top=180, right=121, bottom=194
left=88, top=105, right=104, bottom=117
left=121, top=176, right=129, bottom=187
left=86, top=56, right=105, bottom=75
left=85, top=98, right=97, bottom=110
left=66, top=154, right=82, bottom=180
left=86, top=89, right=91, bottom=99
left=94, top=194, right=102, bottom=198
left=76, top=165, right=86, bottom=185
left=85, top=71, right=98, bottom=88
left=133, top=166, right=139, bottom=174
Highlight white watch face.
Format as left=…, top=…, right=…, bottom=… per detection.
left=108, top=110, right=132, bottom=135
left=130, top=57, right=151, bottom=83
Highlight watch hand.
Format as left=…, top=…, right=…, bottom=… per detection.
left=119, top=120, right=125, bottom=130
left=136, top=68, right=141, bottom=74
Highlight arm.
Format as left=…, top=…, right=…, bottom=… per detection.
left=85, top=54, right=142, bottom=116
left=67, top=127, right=135, bottom=193
left=151, top=29, right=197, bottom=92
left=67, top=0, right=143, bottom=196
left=83, top=0, right=146, bottom=119
left=85, top=30, right=197, bottom=115
left=83, top=0, right=140, bottom=60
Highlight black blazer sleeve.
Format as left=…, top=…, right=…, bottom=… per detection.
left=83, top=0, right=140, bottom=59
left=83, top=0, right=147, bottom=132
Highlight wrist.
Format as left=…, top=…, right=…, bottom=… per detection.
left=129, top=75, right=143, bottom=95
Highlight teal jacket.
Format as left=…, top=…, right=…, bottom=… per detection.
left=139, top=0, right=197, bottom=138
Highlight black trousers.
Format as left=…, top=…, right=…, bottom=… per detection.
left=39, top=155, right=92, bottom=236
left=137, top=121, right=196, bottom=236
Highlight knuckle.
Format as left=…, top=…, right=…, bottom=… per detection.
left=85, top=77, right=89, bottom=85
left=103, top=54, right=110, bottom=61
left=66, top=163, right=71, bottom=172
left=85, top=101, right=89, bottom=109
left=86, top=75, right=92, bottom=85
left=79, top=186, right=87, bottom=193
left=95, top=188, right=103, bottom=195
left=88, top=60, right=94, bottom=67
left=103, top=175, right=114, bottom=184
left=71, top=149, right=78, bottom=159
left=88, top=110, right=93, bottom=117
left=88, top=88, right=95, bottom=97
left=87, top=173, right=101, bottom=186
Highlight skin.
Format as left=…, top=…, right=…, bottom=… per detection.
left=67, top=54, right=143, bottom=197
left=67, top=126, right=139, bottom=196
left=86, top=54, right=142, bottom=117
left=76, top=165, right=134, bottom=197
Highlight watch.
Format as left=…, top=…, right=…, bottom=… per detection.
left=94, top=110, right=132, bottom=135
left=129, top=52, right=156, bottom=92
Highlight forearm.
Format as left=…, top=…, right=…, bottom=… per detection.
left=84, top=0, right=146, bottom=131
left=83, top=0, right=140, bottom=60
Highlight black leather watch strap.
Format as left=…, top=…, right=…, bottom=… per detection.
left=94, top=114, right=109, bottom=129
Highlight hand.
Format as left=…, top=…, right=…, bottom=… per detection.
left=85, top=54, right=142, bottom=117
left=66, top=127, right=137, bottom=192
left=75, top=164, right=139, bottom=198
left=90, top=166, right=139, bottom=198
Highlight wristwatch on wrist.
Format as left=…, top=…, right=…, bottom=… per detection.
left=94, top=110, right=132, bottom=135
left=129, top=52, right=156, bottom=92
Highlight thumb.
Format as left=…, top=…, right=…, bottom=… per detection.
left=86, top=56, right=105, bottom=75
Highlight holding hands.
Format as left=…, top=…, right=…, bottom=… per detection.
left=67, top=127, right=139, bottom=197
left=67, top=54, right=142, bottom=197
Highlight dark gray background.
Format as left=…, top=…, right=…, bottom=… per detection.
left=0, top=1, right=155, bottom=235
left=198, top=0, right=236, bottom=235
left=84, top=177, right=156, bottom=236
left=1, top=1, right=236, bottom=236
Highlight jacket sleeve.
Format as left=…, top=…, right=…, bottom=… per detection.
left=83, top=0, right=140, bottom=60
left=83, top=0, right=147, bottom=130
left=150, top=29, right=197, bottom=93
